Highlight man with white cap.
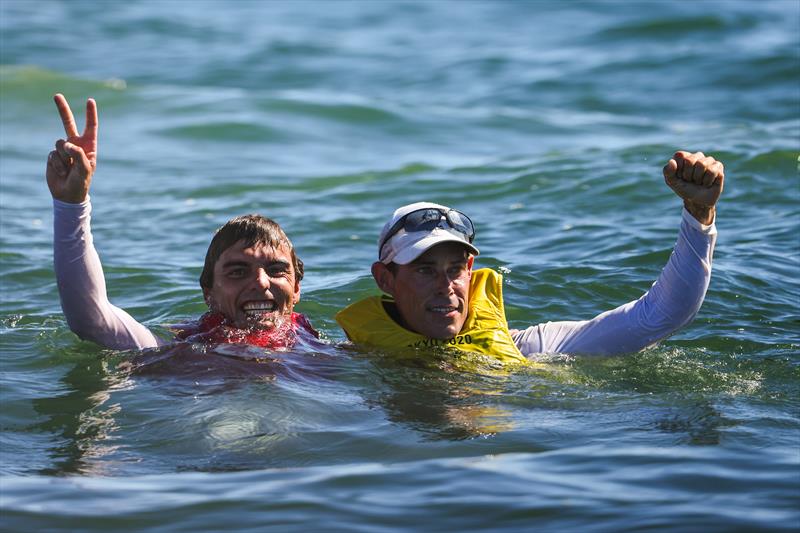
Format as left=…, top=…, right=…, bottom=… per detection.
left=336, top=151, right=724, bottom=361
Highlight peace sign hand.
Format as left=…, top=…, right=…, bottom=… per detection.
left=45, top=94, right=98, bottom=204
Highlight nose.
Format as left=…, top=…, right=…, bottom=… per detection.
left=434, top=270, right=454, bottom=294
left=253, top=268, right=271, bottom=290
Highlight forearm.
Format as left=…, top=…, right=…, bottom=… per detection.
left=514, top=208, right=716, bottom=356
left=53, top=199, right=161, bottom=350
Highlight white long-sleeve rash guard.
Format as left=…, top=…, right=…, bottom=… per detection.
left=511, top=209, right=717, bottom=356
left=53, top=199, right=716, bottom=356
left=53, top=198, right=163, bottom=350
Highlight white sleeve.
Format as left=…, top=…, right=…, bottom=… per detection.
left=53, top=198, right=163, bottom=350
left=512, top=209, right=716, bottom=357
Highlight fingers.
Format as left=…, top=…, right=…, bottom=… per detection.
left=670, top=151, right=723, bottom=188
left=706, top=161, right=724, bottom=187
left=53, top=94, right=98, bottom=166
left=663, top=171, right=688, bottom=196
left=54, top=138, right=79, bottom=172
left=674, top=151, right=704, bottom=182
left=47, top=150, right=68, bottom=176
left=703, top=157, right=724, bottom=189
left=55, top=139, right=72, bottom=165
left=662, top=158, right=678, bottom=180
left=62, top=141, right=93, bottom=174
left=54, top=139, right=92, bottom=175
left=84, top=98, right=98, bottom=140
left=54, top=94, right=79, bottom=138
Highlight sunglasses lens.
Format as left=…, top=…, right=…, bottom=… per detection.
left=405, top=209, right=445, bottom=231
left=447, top=210, right=473, bottom=236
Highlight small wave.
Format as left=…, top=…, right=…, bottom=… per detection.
left=157, top=121, right=286, bottom=143
left=737, top=149, right=799, bottom=176
left=0, top=65, right=127, bottom=103
left=259, top=96, right=403, bottom=125
left=595, top=14, right=747, bottom=41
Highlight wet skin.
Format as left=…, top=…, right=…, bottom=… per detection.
left=203, top=240, right=300, bottom=329
left=373, top=242, right=474, bottom=339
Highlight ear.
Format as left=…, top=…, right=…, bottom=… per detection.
left=467, top=255, right=474, bottom=272
left=292, top=278, right=301, bottom=305
left=371, top=261, right=396, bottom=296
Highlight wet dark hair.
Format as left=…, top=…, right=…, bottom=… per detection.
left=199, top=214, right=303, bottom=290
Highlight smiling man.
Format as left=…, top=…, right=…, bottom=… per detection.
left=175, top=214, right=316, bottom=347
left=47, top=94, right=316, bottom=350
left=336, top=150, right=724, bottom=361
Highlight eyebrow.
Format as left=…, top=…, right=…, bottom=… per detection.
left=221, top=259, right=291, bottom=270
left=412, top=258, right=468, bottom=266
left=221, top=260, right=250, bottom=270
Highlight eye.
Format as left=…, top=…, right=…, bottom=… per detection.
left=226, top=267, right=247, bottom=279
left=415, top=266, right=434, bottom=275
left=268, top=265, right=290, bottom=277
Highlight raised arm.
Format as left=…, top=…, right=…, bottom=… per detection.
left=513, top=151, right=724, bottom=357
left=48, top=94, right=162, bottom=350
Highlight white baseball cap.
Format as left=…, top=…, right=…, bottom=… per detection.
left=377, top=202, right=479, bottom=265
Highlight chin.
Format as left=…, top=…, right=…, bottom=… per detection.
left=251, top=312, right=287, bottom=328
left=427, top=326, right=460, bottom=340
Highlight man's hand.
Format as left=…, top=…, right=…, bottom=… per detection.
left=663, top=151, right=724, bottom=225
left=45, top=94, right=98, bottom=204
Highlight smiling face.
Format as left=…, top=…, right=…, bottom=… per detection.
left=203, top=240, right=301, bottom=328
left=372, top=242, right=473, bottom=340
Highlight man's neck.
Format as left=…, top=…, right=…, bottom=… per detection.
left=381, top=298, right=410, bottom=330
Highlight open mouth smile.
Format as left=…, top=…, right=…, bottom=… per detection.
left=243, top=301, right=276, bottom=317
left=428, top=305, right=458, bottom=315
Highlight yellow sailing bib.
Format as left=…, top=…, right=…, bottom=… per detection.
left=336, top=269, right=526, bottom=364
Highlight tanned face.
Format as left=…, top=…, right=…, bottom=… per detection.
left=372, top=242, right=473, bottom=340
left=203, top=240, right=301, bottom=329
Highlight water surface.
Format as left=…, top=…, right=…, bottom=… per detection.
left=1, top=1, right=798, bottom=531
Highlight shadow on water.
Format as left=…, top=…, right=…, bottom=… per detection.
left=653, top=402, right=730, bottom=446
left=357, top=350, right=522, bottom=441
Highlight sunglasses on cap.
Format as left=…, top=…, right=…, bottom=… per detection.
left=379, top=207, right=476, bottom=256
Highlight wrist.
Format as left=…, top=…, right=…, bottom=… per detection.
left=683, top=200, right=715, bottom=225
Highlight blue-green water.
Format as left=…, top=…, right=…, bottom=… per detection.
left=1, top=0, right=799, bottom=531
